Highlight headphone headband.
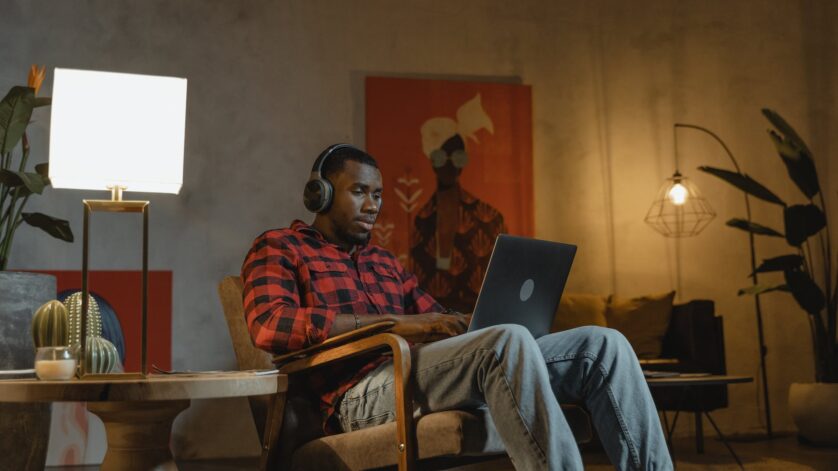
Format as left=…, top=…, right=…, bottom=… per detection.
left=310, top=143, right=356, bottom=176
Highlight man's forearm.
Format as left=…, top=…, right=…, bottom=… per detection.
left=329, top=313, right=399, bottom=337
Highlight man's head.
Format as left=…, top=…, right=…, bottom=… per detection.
left=309, top=145, right=382, bottom=250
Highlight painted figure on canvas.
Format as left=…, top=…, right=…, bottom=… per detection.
left=410, top=94, right=506, bottom=313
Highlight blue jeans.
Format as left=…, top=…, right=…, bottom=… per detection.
left=337, top=324, right=672, bottom=470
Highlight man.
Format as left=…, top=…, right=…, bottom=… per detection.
left=242, top=144, right=672, bottom=470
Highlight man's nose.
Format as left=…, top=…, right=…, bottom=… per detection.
left=362, top=195, right=379, bottom=213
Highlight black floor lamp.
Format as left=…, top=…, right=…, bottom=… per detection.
left=645, top=123, right=773, bottom=438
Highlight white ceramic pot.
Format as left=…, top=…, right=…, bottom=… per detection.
left=789, top=382, right=838, bottom=446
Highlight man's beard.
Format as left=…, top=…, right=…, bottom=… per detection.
left=335, top=225, right=371, bottom=247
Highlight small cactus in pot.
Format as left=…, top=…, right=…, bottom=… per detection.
left=84, top=336, right=120, bottom=374
left=31, top=300, right=69, bottom=348
left=63, top=291, right=103, bottom=347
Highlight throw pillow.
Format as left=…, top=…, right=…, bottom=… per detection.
left=605, top=291, right=675, bottom=359
left=551, top=293, right=608, bottom=332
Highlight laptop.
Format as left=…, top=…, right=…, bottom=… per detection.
left=467, top=234, right=577, bottom=339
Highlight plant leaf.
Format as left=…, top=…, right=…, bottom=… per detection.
left=725, top=218, right=784, bottom=237
left=21, top=212, right=74, bottom=242
left=784, top=268, right=825, bottom=315
left=738, top=283, right=790, bottom=296
left=753, top=254, right=804, bottom=275
left=762, top=109, right=812, bottom=156
left=784, top=204, right=826, bottom=246
left=34, top=97, right=51, bottom=108
left=0, top=169, right=48, bottom=195
left=697, top=166, right=785, bottom=206
left=0, top=86, right=36, bottom=154
left=767, top=130, right=820, bottom=199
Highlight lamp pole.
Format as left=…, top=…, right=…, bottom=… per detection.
left=676, top=123, right=773, bottom=438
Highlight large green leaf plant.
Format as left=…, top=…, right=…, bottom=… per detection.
left=699, top=109, right=836, bottom=382
left=0, top=66, right=73, bottom=270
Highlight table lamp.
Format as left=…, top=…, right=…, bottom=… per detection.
left=49, top=68, right=187, bottom=378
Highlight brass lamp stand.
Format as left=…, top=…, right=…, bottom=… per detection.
left=79, top=185, right=148, bottom=379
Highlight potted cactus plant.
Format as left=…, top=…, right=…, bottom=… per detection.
left=0, top=65, right=73, bottom=470
left=699, top=109, right=836, bottom=445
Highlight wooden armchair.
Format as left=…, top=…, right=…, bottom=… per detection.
left=219, top=276, right=592, bottom=471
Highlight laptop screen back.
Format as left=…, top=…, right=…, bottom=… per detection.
left=467, top=235, right=577, bottom=338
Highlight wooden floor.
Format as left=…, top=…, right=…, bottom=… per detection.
left=46, top=435, right=838, bottom=470
left=584, top=434, right=838, bottom=471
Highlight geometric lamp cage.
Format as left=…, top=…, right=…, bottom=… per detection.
left=644, top=171, right=716, bottom=237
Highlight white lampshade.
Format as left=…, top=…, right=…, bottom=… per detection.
left=49, top=68, right=187, bottom=194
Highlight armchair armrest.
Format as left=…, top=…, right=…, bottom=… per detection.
left=262, top=321, right=417, bottom=471
left=272, top=321, right=396, bottom=366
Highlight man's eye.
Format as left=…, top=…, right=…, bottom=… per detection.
left=351, top=189, right=363, bottom=195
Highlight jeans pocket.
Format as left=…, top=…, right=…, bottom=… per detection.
left=349, top=411, right=394, bottom=431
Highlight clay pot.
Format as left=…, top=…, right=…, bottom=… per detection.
left=789, top=382, right=838, bottom=446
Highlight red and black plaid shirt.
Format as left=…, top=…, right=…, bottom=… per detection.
left=241, top=220, right=442, bottom=432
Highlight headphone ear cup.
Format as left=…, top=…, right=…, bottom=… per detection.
left=304, top=179, right=333, bottom=213
left=318, top=179, right=334, bottom=212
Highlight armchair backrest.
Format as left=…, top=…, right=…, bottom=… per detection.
left=218, top=275, right=274, bottom=443
left=219, top=276, right=273, bottom=371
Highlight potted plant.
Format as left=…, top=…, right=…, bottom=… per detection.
left=1, top=65, right=73, bottom=268
left=0, top=65, right=73, bottom=469
left=699, top=109, right=836, bottom=445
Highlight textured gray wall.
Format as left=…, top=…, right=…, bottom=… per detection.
left=3, top=0, right=836, bottom=460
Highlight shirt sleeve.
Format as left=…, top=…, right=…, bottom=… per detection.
left=392, top=256, right=443, bottom=314
left=241, top=232, right=337, bottom=354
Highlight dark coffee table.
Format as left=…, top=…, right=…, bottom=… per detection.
left=646, top=374, right=753, bottom=469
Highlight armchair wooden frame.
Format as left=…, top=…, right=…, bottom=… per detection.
left=262, top=321, right=416, bottom=471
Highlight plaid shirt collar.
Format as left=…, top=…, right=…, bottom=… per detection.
left=291, top=219, right=369, bottom=255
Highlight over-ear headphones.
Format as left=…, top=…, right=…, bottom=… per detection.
left=303, top=143, right=359, bottom=213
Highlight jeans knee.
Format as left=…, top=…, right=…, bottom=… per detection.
left=484, top=323, right=533, bottom=342
left=478, top=324, right=538, bottom=355
left=575, top=325, right=633, bottom=356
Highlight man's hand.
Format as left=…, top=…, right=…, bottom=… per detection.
left=389, top=312, right=472, bottom=343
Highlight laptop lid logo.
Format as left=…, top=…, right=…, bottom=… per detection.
left=519, top=279, right=535, bottom=302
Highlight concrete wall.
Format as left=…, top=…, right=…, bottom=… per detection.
left=3, top=0, right=836, bottom=460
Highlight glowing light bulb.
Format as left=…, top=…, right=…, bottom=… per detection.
left=667, top=183, right=688, bottom=205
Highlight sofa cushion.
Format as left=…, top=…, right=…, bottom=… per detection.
left=606, top=291, right=675, bottom=359
left=551, top=293, right=608, bottom=332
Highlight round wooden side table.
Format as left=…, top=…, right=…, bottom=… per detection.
left=0, top=372, right=286, bottom=471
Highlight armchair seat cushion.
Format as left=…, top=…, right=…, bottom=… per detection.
left=291, top=406, right=591, bottom=470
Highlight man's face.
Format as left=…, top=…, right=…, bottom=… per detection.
left=325, top=160, right=383, bottom=247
